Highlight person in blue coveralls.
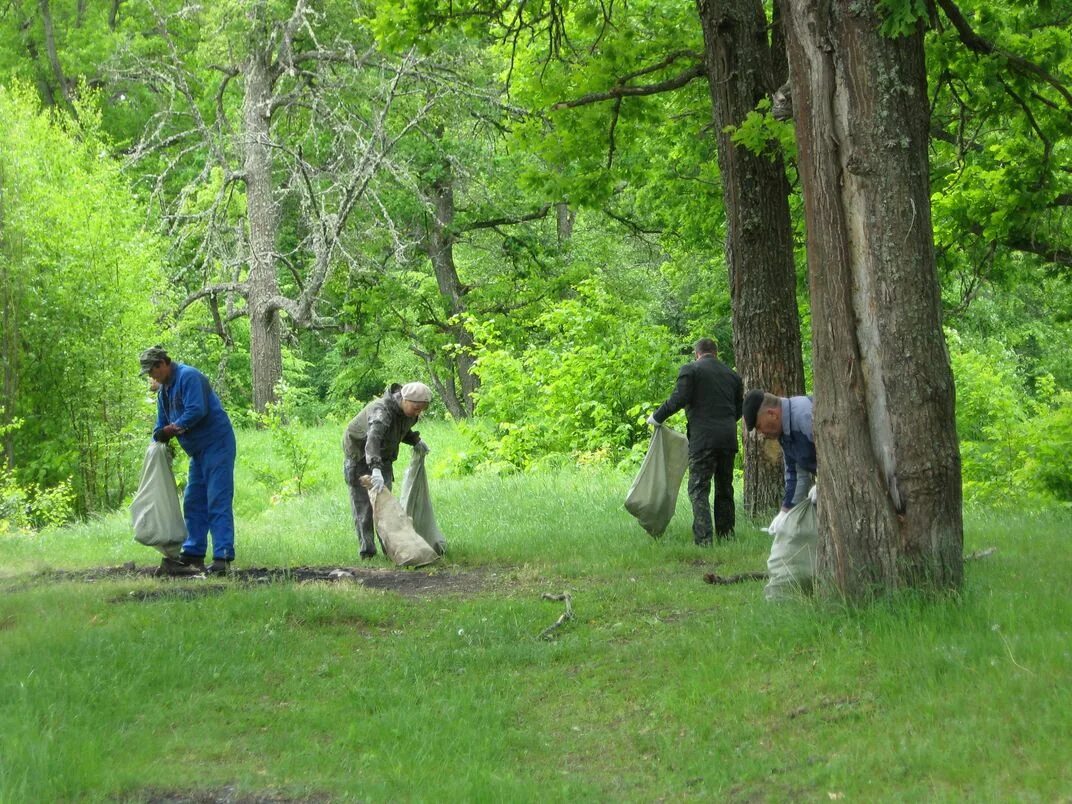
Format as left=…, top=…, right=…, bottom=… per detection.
left=140, top=346, right=237, bottom=576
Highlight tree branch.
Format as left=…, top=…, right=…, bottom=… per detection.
left=552, top=63, right=706, bottom=109
left=936, top=0, right=1072, bottom=108
left=457, top=204, right=552, bottom=233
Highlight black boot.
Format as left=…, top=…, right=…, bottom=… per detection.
left=205, top=558, right=232, bottom=575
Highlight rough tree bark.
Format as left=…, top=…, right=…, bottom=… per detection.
left=242, top=42, right=284, bottom=413
left=696, top=0, right=806, bottom=518
left=782, top=0, right=963, bottom=597
left=424, top=157, right=478, bottom=419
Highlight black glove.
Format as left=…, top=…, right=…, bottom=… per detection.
left=154, top=423, right=182, bottom=442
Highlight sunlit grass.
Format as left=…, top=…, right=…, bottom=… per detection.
left=1, top=421, right=1070, bottom=800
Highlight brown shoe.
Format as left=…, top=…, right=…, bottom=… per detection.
left=160, top=556, right=204, bottom=576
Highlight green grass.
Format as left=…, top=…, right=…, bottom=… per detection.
left=1, top=421, right=1070, bottom=801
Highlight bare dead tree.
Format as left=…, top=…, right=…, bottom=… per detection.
left=119, top=0, right=450, bottom=410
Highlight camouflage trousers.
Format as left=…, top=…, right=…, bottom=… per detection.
left=343, top=457, right=394, bottom=558
left=687, top=447, right=737, bottom=544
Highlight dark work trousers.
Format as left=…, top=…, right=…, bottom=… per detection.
left=687, top=447, right=737, bottom=544
left=344, top=457, right=394, bottom=557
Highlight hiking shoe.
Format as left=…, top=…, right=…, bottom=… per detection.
left=160, top=556, right=204, bottom=576
left=177, top=552, right=206, bottom=571
left=359, top=551, right=376, bottom=561
left=205, top=559, right=232, bottom=575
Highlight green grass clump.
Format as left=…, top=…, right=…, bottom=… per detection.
left=1, top=422, right=1070, bottom=801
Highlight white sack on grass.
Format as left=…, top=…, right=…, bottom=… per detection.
left=130, top=442, right=186, bottom=558
left=624, top=426, right=689, bottom=537
left=764, top=496, right=818, bottom=601
left=399, top=451, right=446, bottom=555
left=362, top=476, right=440, bottom=568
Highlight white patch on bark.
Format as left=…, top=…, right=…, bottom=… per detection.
left=833, top=68, right=902, bottom=514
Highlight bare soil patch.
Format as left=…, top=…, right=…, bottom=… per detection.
left=17, top=562, right=486, bottom=598
left=130, top=785, right=329, bottom=803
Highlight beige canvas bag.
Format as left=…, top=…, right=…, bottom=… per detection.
left=362, top=476, right=440, bottom=567
left=624, top=426, right=689, bottom=537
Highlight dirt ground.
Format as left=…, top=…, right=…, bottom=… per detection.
left=135, top=786, right=330, bottom=803
left=16, top=562, right=486, bottom=598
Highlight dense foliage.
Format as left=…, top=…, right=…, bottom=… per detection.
left=0, top=85, right=163, bottom=517
left=0, top=0, right=1069, bottom=526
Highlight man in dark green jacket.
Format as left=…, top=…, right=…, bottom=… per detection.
left=648, top=338, right=743, bottom=544
left=343, top=382, right=432, bottom=559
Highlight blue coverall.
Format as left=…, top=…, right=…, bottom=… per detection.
left=155, top=363, right=237, bottom=561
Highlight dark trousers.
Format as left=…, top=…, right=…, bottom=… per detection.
left=687, top=447, right=736, bottom=544
left=344, top=457, right=394, bottom=557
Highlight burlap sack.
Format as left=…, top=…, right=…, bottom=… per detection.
left=361, top=476, right=440, bottom=568
left=764, top=497, right=818, bottom=601
left=399, top=452, right=446, bottom=555
left=624, top=426, right=689, bottom=537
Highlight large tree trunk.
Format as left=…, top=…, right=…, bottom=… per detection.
left=696, top=0, right=806, bottom=519
left=243, top=46, right=282, bottom=413
left=782, top=1, right=963, bottom=598
left=426, top=159, right=477, bottom=419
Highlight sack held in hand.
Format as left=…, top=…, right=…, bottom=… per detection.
left=130, top=442, right=186, bottom=558
left=360, top=476, right=440, bottom=568
left=624, top=426, right=689, bottom=537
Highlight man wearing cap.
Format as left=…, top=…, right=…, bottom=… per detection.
left=647, top=338, right=744, bottom=545
left=139, top=347, right=237, bottom=575
left=343, top=382, right=433, bottom=559
left=743, top=390, right=816, bottom=512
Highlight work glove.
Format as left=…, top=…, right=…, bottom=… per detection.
left=414, top=440, right=431, bottom=456
left=646, top=414, right=660, bottom=427
left=153, top=423, right=181, bottom=443
left=370, top=468, right=385, bottom=494
left=808, top=483, right=818, bottom=504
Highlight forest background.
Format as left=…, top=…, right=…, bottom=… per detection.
left=1, top=0, right=1070, bottom=531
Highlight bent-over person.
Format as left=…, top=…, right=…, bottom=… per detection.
left=342, top=382, right=432, bottom=559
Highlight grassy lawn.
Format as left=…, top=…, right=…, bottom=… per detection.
left=1, top=421, right=1070, bottom=801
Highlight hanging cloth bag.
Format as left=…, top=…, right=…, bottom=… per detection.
left=624, top=426, right=689, bottom=537
left=399, top=451, right=447, bottom=555
left=130, top=442, right=187, bottom=558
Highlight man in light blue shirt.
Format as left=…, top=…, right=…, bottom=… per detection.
left=743, top=390, right=816, bottom=511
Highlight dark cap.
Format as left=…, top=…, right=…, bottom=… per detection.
left=742, top=389, right=766, bottom=431
left=139, top=346, right=169, bottom=375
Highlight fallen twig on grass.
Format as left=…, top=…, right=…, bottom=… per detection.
left=703, top=571, right=769, bottom=585
left=966, top=547, right=997, bottom=560
left=539, top=592, right=573, bottom=639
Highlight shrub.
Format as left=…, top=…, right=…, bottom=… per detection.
left=470, top=279, right=681, bottom=470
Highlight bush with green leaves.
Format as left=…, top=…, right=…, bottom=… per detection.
left=0, top=84, right=163, bottom=514
left=252, top=382, right=316, bottom=502
left=0, top=418, right=76, bottom=533
left=470, top=279, right=682, bottom=471
left=948, top=329, right=1072, bottom=509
